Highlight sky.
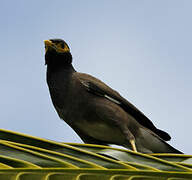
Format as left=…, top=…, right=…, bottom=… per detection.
left=0, top=0, right=192, bottom=154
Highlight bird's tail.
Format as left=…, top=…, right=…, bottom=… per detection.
left=134, top=128, right=183, bottom=154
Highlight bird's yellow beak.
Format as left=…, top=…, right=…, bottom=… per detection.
left=44, top=40, right=54, bottom=53
left=44, top=40, right=52, bottom=53
left=44, top=40, right=53, bottom=47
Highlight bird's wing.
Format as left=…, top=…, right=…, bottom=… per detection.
left=74, top=72, right=171, bottom=141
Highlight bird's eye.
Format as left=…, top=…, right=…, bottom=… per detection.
left=60, top=43, right=64, bottom=49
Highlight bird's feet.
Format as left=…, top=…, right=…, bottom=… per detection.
left=130, top=139, right=137, bottom=152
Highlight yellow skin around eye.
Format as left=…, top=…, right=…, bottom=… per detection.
left=56, top=42, right=70, bottom=53
left=44, top=40, right=70, bottom=53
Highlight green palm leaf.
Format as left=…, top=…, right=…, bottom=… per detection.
left=0, top=129, right=191, bottom=179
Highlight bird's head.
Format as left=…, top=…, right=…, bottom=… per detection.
left=44, top=39, right=72, bottom=66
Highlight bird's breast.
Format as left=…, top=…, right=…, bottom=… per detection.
left=75, top=119, right=125, bottom=144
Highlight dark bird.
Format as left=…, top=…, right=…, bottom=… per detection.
left=44, top=39, right=182, bottom=154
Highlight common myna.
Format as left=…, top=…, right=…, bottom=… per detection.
left=44, top=39, right=182, bottom=154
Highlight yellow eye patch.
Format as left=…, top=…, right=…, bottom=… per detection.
left=56, top=42, right=70, bottom=53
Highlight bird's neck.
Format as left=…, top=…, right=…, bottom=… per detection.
left=46, top=64, right=75, bottom=109
left=47, top=63, right=75, bottom=74
left=46, top=63, right=75, bottom=86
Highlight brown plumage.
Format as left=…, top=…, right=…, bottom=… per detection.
left=44, top=39, right=182, bottom=154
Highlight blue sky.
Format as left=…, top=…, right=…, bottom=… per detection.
left=1, top=0, right=192, bottom=154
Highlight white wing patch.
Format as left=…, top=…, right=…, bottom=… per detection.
left=81, top=80, right=121, bottom=105
left=104, top=95, right=121, bottom=104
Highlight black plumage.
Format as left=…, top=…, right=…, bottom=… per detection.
left=44, top=39, right=182, bottom=154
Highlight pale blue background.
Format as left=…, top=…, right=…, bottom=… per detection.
left=1, top=0, right=191, bottom=154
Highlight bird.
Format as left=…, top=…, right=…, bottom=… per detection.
left=44, top=38, right=182, bottom=154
